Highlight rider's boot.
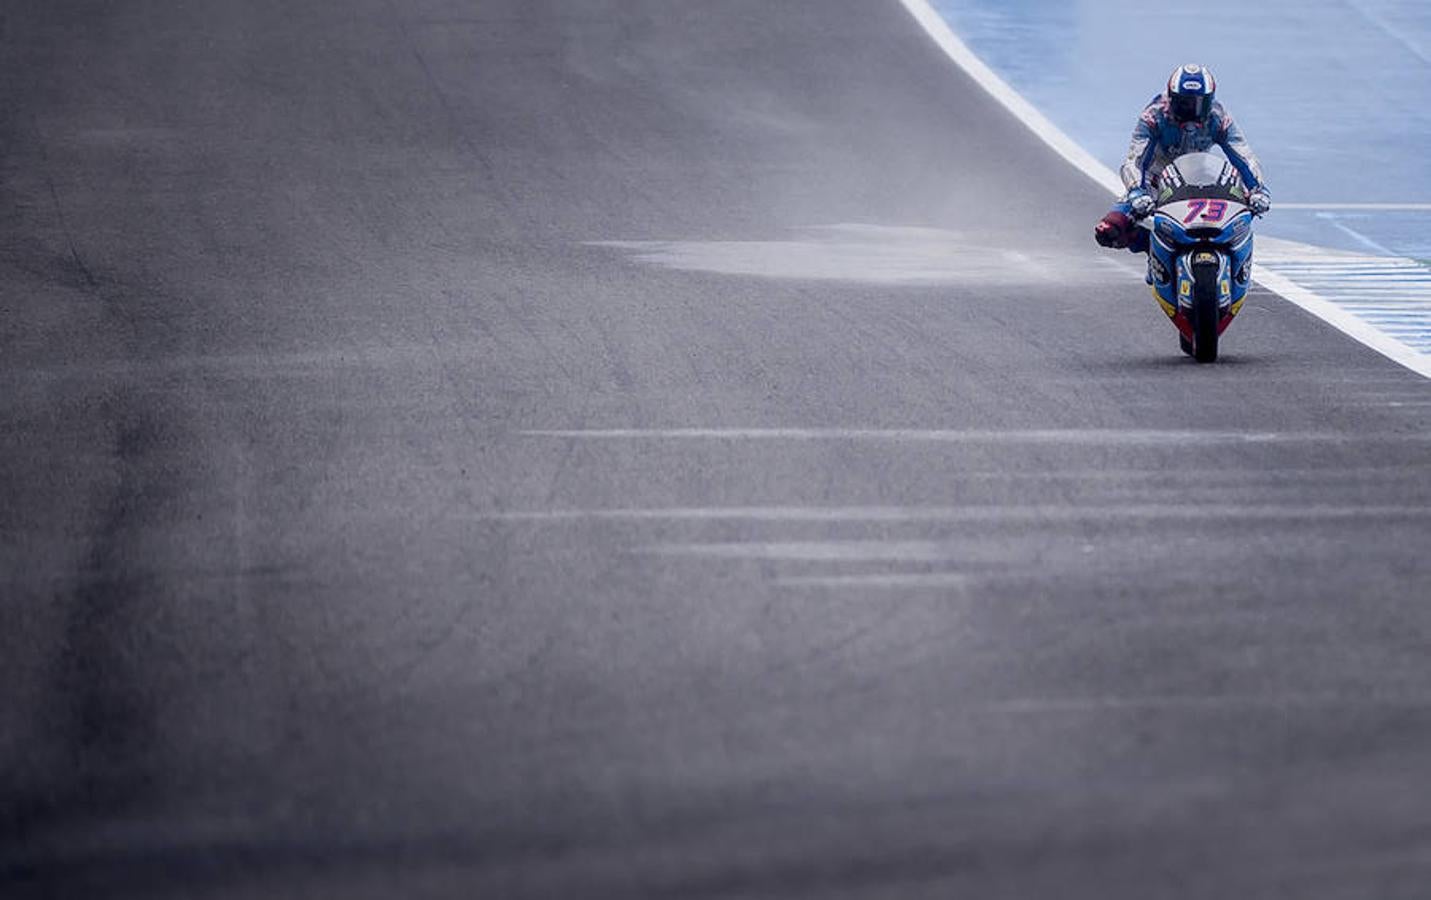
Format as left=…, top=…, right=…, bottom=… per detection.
left=1094, top=210, right=1135, bottom=249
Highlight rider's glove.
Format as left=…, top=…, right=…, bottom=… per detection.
left=1248, top=188, right=1271, bottom=215
left=1126, top=188, right=1155, bottom=219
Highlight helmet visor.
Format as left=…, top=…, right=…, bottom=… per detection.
left=1170, top=92, right=1212, bottom=123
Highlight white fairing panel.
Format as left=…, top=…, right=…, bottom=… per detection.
left=1159, top=199, right=1251, bottom=227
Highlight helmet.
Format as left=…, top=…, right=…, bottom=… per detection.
left=1166, top=63, right=1216, bottom=124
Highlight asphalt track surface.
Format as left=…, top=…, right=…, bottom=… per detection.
left=3, top=2, right=1431, bottom=898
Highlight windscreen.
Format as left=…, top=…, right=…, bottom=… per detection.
left=1155, top=152, right=1247, bottom=204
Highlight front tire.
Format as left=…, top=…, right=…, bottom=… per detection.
left=1192, top=263, right=1220, bottom=363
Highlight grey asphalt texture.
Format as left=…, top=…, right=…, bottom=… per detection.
left=4, top=1, right=1431, bottom=897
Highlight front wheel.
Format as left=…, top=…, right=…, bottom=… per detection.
left=1192, top=263, right=1220, bottom=363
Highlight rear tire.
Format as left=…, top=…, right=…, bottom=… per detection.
left=1192, top=263, right=1220, bottom=363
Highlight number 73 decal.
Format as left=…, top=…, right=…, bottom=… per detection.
left=1182, top=199, right=1228, bottom=223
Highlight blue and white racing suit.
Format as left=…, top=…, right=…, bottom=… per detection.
left=1120, top=95, right=1267, bottom=195
left=1108, top=95, right=1268, bottom=250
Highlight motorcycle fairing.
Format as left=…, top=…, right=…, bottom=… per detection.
left=1153, top=206, right=1253, bottom=248
left=1149, top=217, right=1254, bottom=335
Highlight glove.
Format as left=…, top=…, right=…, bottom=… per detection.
left=1249, top=189, right=1271, bottom=215
left=1126, top=188, right=1155, bottom=219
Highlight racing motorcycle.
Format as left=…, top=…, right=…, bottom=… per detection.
left=1136, top=152, right=1258, bottom=363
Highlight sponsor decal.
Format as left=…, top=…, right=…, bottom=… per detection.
left=1179, top=279, right=1192, bottom=297
left=1194, top=251, right=1217, bottom=264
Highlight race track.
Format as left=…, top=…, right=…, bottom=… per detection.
left=4, top=1, right=1431, bottom=897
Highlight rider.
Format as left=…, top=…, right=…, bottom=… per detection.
left=1095, top=63, right=1271, bottom=255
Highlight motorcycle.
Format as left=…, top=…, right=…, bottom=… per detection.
left=1136, top=151, right=1258, bottom=363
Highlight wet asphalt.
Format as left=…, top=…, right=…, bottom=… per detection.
left=3, top=1, right=1431, bottom=897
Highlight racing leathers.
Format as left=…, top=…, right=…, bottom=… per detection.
left=1096, top=95, right=1269, bottom=254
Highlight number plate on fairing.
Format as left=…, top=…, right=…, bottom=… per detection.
left=1161, top=198, right=1250, bottom=226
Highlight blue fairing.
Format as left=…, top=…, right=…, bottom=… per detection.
left=1150, top=210, right=1254, bottom=312
left=1153, top=209, right=1252, bottom=248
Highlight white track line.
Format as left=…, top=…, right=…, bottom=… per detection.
left=895, top=0, right=1122, bottom=197
left=778, top=573, right=969, bottom=589
left=1278, top=203, right=1431, bottom=211
left=897, top=0, right=1431, bottom=379
left=480, top=505, right=1431, bottom=523
left=521, top=428, right=1429, bottom=443
left=642, top=540, right=953, bottom=561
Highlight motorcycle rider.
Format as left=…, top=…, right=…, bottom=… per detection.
left=1095, top=63, right=1271, bottom=254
